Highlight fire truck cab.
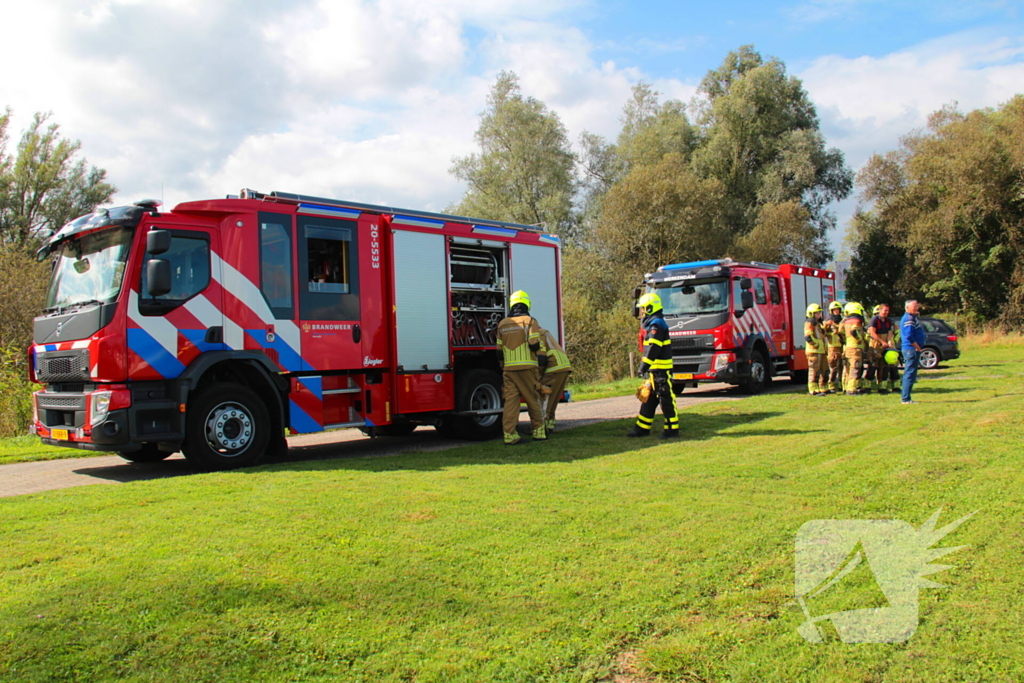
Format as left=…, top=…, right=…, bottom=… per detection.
left=29, top=190, right=562, bottom=469
left=638, top=259, right=835, bottom=394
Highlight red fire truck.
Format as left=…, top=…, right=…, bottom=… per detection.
left=29, top=189, right=563, bottom=469
left=636, top=258, right=835, bottom=394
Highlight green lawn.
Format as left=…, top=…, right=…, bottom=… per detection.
left=0, top=435, right=78, bottom=466
left=1, top=340, right=1021, bottom=682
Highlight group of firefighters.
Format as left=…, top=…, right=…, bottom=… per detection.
left=803, top=300, right=902, bottom=397
left=497, top=290, right=906, bottom=445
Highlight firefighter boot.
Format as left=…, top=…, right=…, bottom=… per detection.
left=532, top=426, right=547, bottom=441
left=545, top=418, right=556, bottom=432
left=504, top=432, right=521, bottom=446
left=661, top=428, right=679, bottom=439
left=626, top=426, right=650, bottom=438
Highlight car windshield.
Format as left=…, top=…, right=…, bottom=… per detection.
left=44, top=227, right=133, bottom=312
left=653, top=279, right=729, bottom=315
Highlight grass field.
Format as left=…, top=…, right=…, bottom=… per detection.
left=1, top=338, right=1022, bottom=682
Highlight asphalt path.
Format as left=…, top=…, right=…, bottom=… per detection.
left=0, top=381, right=797, bottom=498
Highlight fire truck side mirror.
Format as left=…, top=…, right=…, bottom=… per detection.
left=147, top=229, right=171, bottom=255
left=739, top=277, right=752, bottom=291
left=632, top=285, right=643, bottom=318
left=146, top=259, right=172, bottom=297
left=740, top=291, right=754, bottom=310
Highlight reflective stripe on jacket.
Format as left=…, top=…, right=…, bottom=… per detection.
left=497, top=314, right=542, bottom=369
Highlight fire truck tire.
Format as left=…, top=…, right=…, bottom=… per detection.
left=183, top=383, right=271, bottom=470
left=740, top=351, right=768, bottom=395
left=440, top=368, right=503, bottom=441
left=119, top=444, right=172, bottom=463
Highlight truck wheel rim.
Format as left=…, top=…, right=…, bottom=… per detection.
left=470, top=383, right=500, bottom=427
left=752, top=361, right=765, bottom=384
left=204, top=402, right=254, bottom=455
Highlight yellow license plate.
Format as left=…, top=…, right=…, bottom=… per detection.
left=673, top=373, right=694, bottom=380
left=51, top=428, right=70, bottom=441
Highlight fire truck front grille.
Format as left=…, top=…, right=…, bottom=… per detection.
left=36, top=394, right=85, bottom=410
left=37, top=350, right=91, bottom=383
left=671, top=335, right=714, bottom=355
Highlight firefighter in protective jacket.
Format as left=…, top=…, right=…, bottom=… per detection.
left=824, top=301, right=844, bottom=393
left=840, top=301, right=868, bottom=395
left=497, top=290, right=546, bottom=445
left=804, top=303, right=828, bottom=396
left=627, top=292, right=679, bottom=439
left=537, top=327, right=571, bottom=432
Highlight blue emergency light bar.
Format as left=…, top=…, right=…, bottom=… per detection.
left=658, top=259, right=726, bottom=272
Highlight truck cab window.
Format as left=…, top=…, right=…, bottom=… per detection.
left=753, top=278, right=767, bottom=305
left=139, top=232, right=210, bottom=314
left=767, top=277, right=781, bottom=305
left=260, top=218, right=293, bottom=317
left=306, top=225, right=351, bottom=293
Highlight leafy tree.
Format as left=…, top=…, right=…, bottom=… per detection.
left=851, top=98, right=1024, bottom=325
left=449, top=72, right=576, bottom=233
left=691, top=46, right=853, bottom=265
left=0, top=109, right=116, bottom=249
left=844, top=210, right=908, bottom=309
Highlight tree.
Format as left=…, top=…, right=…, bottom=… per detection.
left=691, top=46, right=853, bottom=265
left=0, top=109, right=116, bottom=249
left=850, top=97, right=1024, bottom=325
left=449, top=72, right=576, bottom=233
left=844, top=210, right=908, bottom=308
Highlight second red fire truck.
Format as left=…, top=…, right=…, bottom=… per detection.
left=637, top=258, right=835, bottom=394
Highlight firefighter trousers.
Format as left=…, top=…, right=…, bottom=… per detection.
left=807, top=352, right=828, bottom=394
left=843, top=348, right=864, bottom=393
left=827, top=347, right=843, bottom=391
left=503, top=367, right=544, bottom=435
left=540, top=369, right=570, bottom=425
left=636, top=372, right=678, bottom=433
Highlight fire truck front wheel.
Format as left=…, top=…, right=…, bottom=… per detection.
left=740, top=350, right=769, bottom=395
left=183, top=383, right=271, bottom=470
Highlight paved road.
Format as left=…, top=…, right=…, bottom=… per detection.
left=0, top=382, right=774, bottom=499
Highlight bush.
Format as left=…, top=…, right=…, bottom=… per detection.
left=0, top=345, right=34, bottom=437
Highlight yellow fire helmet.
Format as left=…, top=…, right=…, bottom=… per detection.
left=872, top=305, right=881, bottom=316
left=509, top=290, right=531, bottom=309
left=844, top=301, right=864, bottom=317
left=806, top=303, right=823, bottom=317
left=829, top=301, right=843, bottom=311
left=638, top=292, right=663, bottom=315
left=884, top=349, right=900, bottom=365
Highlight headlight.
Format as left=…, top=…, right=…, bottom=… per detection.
left=713, top=353, right=734, bottom=372
left=89, top=391, right=112, bottom=426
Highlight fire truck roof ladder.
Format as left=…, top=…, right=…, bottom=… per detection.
left=239, top=189, right=549, bottom=235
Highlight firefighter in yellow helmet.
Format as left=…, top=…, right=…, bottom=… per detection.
left=840, top=301, right=868, bottom=395
left=803, top=303, right=828, bottom=396
left=627, top=292, right=679, bottom=438
left=823, top=301, right=844, bottom=393
left=537, top=327, right=572, bottom=432
left=497, top=290, right=546, bottom=445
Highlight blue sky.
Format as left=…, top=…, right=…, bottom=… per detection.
left=1, top=0, right=1022, bottom=251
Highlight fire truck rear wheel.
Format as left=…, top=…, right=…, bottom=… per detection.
left=183, top=383, right=271, bottom=470
left=440, top=368, right=502, bottom=441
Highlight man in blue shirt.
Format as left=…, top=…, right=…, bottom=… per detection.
left=901, top=299, right=926, bottom=404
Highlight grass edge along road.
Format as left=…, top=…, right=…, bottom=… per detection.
left=0, top=376, right=642, bottom=466
left=0, top=338, right=1021, bottom=682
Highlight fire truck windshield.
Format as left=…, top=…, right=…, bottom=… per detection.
left=653, top=279, right=729, bottom=316
left=44, top=227, right=132, bottom=313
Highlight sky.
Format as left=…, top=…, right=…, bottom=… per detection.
left=1, top=0, right=1022, bottom=251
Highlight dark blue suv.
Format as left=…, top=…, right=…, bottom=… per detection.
left=888, top=316, right=961, bottom=369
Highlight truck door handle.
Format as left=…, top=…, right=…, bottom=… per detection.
left=353, top=324, right=361, bottom=343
